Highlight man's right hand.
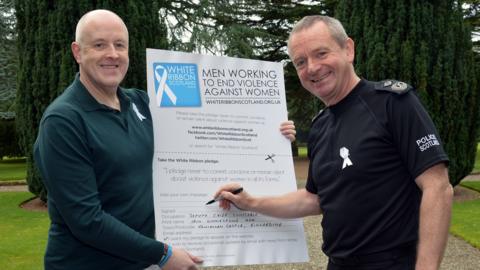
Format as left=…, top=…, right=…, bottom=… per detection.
left=162, top=247, right=203, bottom=270
left=214, top=184, right=321, bottom=219
left=214, top=183, right=254, bottom=211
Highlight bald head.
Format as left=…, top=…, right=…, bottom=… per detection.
left=71, top=9, right=130, bottom=94
left=75, top=9, right=128, bottom=44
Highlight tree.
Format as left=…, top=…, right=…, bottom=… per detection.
left=463, top=0, right=479, bottom=52
left=0, top=0, right=21, bottom=158
left=335, top=0, right=479, bottom=186
left=158, top=0, right=335, bottom=143
left=0, top=118, right=22, bottom=158
left=0, top=0, right=17, bottom=119
left=15, top=0, right=167, bottom=201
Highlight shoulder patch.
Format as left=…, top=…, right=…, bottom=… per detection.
left=375, top=80, right=412, bottom=95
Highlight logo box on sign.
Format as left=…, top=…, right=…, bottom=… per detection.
left=153, top=63, right=202, bottom=107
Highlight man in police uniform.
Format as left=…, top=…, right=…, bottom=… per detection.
left=215, top=15, right=453, bottom=270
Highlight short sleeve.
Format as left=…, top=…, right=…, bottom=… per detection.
left=387, top=92, right=449, bottom=178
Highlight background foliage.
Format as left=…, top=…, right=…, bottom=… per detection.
left=0, top=0, right=20, bottom=158
left=1, top=0, right=478, bottom=198
left=336, top=0, right=479, bottom=186
left=0, top=119, right=21, bottom=158
left=158, top=0, right=336, bottom=139
left=0, top=0, right=16, bottom=119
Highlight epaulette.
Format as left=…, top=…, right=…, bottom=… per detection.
left=374, top=80, right=412, bottom=95
left=312, top=109, right=324, bottom=123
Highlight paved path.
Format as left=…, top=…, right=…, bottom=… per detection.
left=462, top=173, right=480, bottom=181
left=210, top=214, right=480, bottom=270
left=0, top=184, right=28, bottom=192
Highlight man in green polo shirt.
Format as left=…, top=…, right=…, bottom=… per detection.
left=34, top=9, right=203, bottom=270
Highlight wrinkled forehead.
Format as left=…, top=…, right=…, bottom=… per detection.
left=288, top=22, right=329, bottom=55
left=288, top=24, right=331, bottom=57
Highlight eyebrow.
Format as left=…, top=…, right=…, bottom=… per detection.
left=90, top=38, right=127, bottom=44
left=292, top=56, right=304, bottom=63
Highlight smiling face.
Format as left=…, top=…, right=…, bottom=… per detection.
left=71, top=10, right=129, bottom=94
left=289, top=21, right=357, bottom=106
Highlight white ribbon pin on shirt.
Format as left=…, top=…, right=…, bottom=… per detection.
left=339, top=147, right=353, bottom=169
left=154, top=65, right=177, bottom=106
left=132, top=103, right=146, bottom=121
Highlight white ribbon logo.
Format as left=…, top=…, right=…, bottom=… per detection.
left=154, top=65, right=177, bottom=106
left=339, top=147, right=353, bottom=169
left=132, top=103, right=146, bottom=121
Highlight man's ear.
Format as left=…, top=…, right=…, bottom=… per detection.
left=345, top=38, right=355, bottom=63
left=71, top=42, right=81, bottom=64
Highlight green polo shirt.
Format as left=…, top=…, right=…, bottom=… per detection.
left=34, top=74, right=164, bottom=269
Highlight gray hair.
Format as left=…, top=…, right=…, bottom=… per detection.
left=288, top=15, right=349, bottom=50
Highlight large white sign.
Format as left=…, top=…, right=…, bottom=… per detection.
left=146, top=49, right=308, bottom=267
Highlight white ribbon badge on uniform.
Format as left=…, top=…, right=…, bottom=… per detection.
left=339, top=147, right=353, bottom=169
left=154, top=65, right=177, bottom=106
left=132, top=103, right=146, bottom=121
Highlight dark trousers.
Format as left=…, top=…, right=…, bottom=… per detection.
left=327, top=245, right=416, bottom=270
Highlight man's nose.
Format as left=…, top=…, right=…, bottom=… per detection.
left=306, top=59, right=319, bottom=74
left=105, top=44, right=119, bottom=58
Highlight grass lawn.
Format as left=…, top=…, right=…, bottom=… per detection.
left=0, top=192, right=48, bottom=270
left=449, top=181, right=480, bottom=249
left=451, top=201, right=480, bottom=249
left=0, top=158, right=27, bottom=182
left=461, top=181, right=480, bottom=193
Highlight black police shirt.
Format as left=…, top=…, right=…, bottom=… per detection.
left=305, top=79, right=449, bottom=258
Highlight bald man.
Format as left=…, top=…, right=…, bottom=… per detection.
left=34, top=9, right=202, bottom=270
